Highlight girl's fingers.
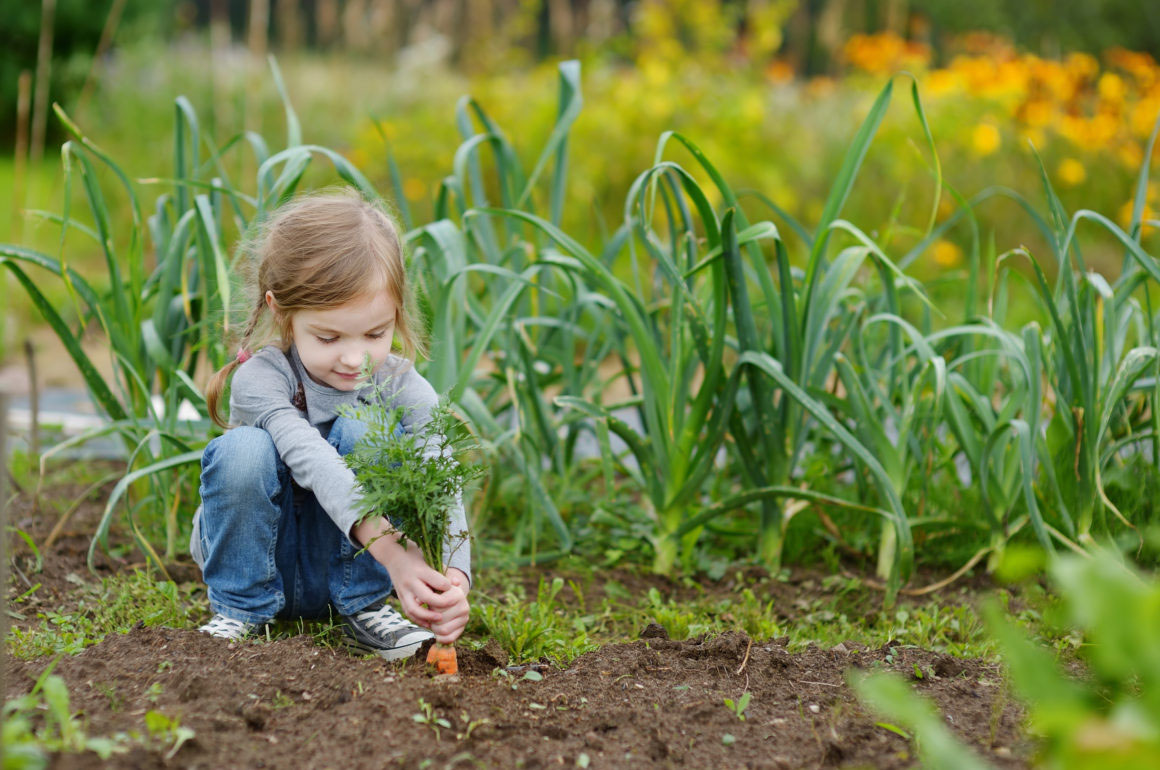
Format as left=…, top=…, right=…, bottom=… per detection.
left=424, top=570, right=453, bottom=593
left=400, top=591, right=442, bottom=623
left=424, top=586, right=465, bottom=610
left=407, top=580, right=445, bottom=608
left=431, top=616, right=468, bottom=644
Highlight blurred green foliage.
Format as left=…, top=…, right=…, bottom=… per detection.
left=918, top=0, right=1160, bottom=60
left=0, top=0, right=169, bottom=147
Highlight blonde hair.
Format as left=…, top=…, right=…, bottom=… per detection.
left=206, top=189, right=425, bottom=428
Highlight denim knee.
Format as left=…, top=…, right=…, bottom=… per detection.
left=201, top=426, right=283, bottom=502
left=328, top=416, right=369, bottom=456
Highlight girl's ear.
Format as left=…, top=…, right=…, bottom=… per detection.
left=264, top=290, right=279, bottom=315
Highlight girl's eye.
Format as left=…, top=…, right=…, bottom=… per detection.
left=317, top=336, right=338, bottom=344
left=367, top=331, right=387, bottom=340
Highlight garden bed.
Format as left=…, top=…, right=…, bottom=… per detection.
left=8, top=623, right=1027, bottom=769
left=3, top=477, right=1030, bottom=768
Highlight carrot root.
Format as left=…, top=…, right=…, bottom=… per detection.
left=426, top=642, right=458, bottom=675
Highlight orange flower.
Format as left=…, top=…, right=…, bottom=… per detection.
left=765, top=59, right=794, bottom=84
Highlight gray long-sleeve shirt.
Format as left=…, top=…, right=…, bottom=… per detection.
left=218, top=345, right=471, bottom=581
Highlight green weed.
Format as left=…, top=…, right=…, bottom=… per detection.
left=412, top=697, right=452, bottom=740
left=853, top=549, right=1160, bottom=768
left=723, top=691, right=752, bottom=721
left=2, top=666, right=129, bottom=765
left=143, top=710, right=195, bottom=761
left=6, top=570, right=205, bottom=659
left=474, top=577, right=597, bottom=665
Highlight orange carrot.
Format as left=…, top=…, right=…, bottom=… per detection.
left=427, top=642, right=458, bottom=675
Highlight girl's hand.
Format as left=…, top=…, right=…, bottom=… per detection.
left=426, top=568, right=470, bottom=644
left=353, top=519, right=450, bottom=626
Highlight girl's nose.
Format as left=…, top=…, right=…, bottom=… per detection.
left=339, top=347, right=366, bottom=369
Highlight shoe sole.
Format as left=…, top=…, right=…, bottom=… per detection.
left=342, top=636, right=427, bottom=661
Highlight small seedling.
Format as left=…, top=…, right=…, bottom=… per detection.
left=456, top=712, right=490, bottom=741
left=412, top=697, right=452, bottom=739
left=875, top=721, right=911, bottom=740
left=144, top=710, right=195, bottom=760
left=724, top=691, right=752, bottom=721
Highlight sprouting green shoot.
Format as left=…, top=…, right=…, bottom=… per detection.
left=723, top=691, right=752, bottom=721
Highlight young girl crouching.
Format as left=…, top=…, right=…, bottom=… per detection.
left=190, top=190, right=470, bottom=660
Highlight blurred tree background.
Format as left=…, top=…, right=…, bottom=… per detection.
left=3, top=0, right=1160, bottom=367
left=4, top=0, right=1158, bottom=149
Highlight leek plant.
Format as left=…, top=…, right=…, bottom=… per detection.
left=712, top=77, right=942, bottom=594
left=0, top=59, right=379, bottom=569
left=989, top=125, right=1160, bottom=552
left=404, top=62, right=601, bottom=561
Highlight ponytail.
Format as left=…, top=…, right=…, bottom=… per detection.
left=206, top=358, right=243, bottom=429
left=206, top=296, right=268, bottom=429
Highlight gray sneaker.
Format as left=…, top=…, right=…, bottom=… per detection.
left=199, top=613, right=259, bottom=640
left=341, top=602, right=433, bottom=660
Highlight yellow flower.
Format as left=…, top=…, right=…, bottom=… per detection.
left=1132, top=98, right=1160, bottom=138
left=1059, top=115, right=1088, bottom=146
left=1098, top=72, right=1127, bottom=103
left=972, top=123, right=1001, bottom=156
left=1066, top=52, right=1099, bottom=82
left=925, top=69, right=960, bottom=97
left=1118, top=199, right=1156, bottom=229
left=1022, top=100, right=1053, bottom=127
left=1117, top=142, right=1143, bottom=170
left=932, top=240, right=963, bottom=268
left=346, top=148, right=368, bottom=169
left=741, top=92, right=765, bottom=124
left=1088, top=113, right=1118, bottom=145
left=1057, top=158, right=1086, bottom=187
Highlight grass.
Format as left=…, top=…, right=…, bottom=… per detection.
left=7, top=571, right=205, bottom=659
left=6, top=554, right=1063, bottom=666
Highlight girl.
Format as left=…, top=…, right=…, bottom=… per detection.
left=190, top=190, right=470, bottom=660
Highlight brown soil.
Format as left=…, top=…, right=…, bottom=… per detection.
left=7, top=625, right=1026, bottom=770
left=4, top=473, right=1030, bottom=768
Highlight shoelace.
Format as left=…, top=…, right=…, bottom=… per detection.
left=202, top=616, right=251, bottom=637
left=357, top=606, right=409, bottom=634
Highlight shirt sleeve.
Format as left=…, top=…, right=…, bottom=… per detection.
left=229, top=351, right=367, bottom=545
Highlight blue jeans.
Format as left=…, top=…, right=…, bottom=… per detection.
left=191, top=417, right=393, bottom=623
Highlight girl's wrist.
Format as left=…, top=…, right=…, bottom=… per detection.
left=351, top=518, right=404, bottom=564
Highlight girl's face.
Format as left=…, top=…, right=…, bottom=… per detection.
left=269, top=289, right=397, bottom=391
